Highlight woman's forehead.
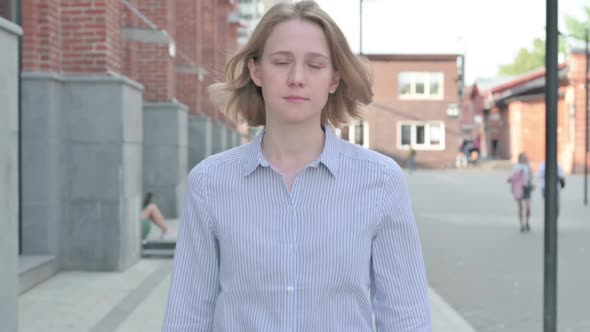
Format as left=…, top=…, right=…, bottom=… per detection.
left=263, top=19, right=330, bottom=56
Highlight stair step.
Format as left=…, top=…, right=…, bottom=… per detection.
left=141, top=248, right=175, bottom=258
left=19, top=255, right=58, bottom=294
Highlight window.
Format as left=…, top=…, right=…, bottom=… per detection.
left=354, top=123, right=364, bottom=146
left=336, top=121, right=369, bottom=148
left=398, top=121, right=445, bottom=150
left=398, top=72, right=444, bottom=99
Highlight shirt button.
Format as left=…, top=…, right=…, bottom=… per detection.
left=288, top=244, right=294, bottom=250
left=287, top=286, right=294, bottom=293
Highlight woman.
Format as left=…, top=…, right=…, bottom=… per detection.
left=508, top=152, right=533, bottom=232
left=163, top=1, right=431, bottom=331
left=141, top=192, right=175, bottom=241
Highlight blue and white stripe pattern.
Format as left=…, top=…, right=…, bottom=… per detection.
left=163, top=127, right=432, bottom=331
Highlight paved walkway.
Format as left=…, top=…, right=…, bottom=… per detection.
left=18, top=220, right=476, bottom=332
left=18, top=259, right=475, bottom=332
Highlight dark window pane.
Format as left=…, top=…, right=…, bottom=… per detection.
left=355, top=123, right=364, bottom=145
left=430, top=74, right=441, bottom=95
left=415, top=75, right=425, bottom=94
left=401, top=125, right=411, bottom=146
left=416, top=125, right=425, bottom=144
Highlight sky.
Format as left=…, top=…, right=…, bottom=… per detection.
left=314, top=0, right=588, bottom=84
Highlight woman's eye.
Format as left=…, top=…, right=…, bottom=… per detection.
left=308, top=64, right=323, bottom=69
left=274, top=61, right=289, bottom=66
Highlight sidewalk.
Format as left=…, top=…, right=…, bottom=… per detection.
left=18, top=220, right=476, bottom=332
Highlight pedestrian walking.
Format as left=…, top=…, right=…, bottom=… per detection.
left=407, top=145, right=416, bottom=173
left=162, top=1, right=431, bottom=331
left=536, top=160, right=566, bottom=216
left=507, top=153, right=533, bottom=232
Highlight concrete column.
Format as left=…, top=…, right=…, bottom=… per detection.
left=143, top=101, right=188, bottom=219
left=188, top=114, right=210, bottom=169
left=205, top=116, right=213, bottom=157
left=0, top=17, right=22, bottom=332
left=224, top=126, right=233, bottom=150
left=211, top=121, right=223, bottom=154
left=221, top=125, right=229, bottom=151
left=20, top=73, right=64, bottom=257
left=61, top=75, right=144, bottom=271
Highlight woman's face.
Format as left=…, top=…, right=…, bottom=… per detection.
left=248, top=19, right=340, bottom=127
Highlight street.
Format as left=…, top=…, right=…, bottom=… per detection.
left=410, top=170, right=590, bottom=332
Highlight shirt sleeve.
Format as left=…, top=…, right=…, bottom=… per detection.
left=162, top=167, right=220, bottom=331
left=371, top=163, right=432, bottom=331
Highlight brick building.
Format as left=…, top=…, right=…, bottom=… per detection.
left=465, top=54, right=589, bottom=175
left=339, top=53, right=464, bottom=169
left=0, top=0, right=243, bottom=298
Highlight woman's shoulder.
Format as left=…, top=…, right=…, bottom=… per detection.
left=188, top=144, right=250, bottom=177
left=338, top=140, right=402, bottom=176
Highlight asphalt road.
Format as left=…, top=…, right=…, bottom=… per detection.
left=407, top=170, right=590, bottom=332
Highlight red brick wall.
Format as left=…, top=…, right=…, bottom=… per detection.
left=60, top=0, right=122, bottom=73
left=0, top=1, right=11, bottom=20
left=121, top=0, right=175, bottom=102
left=364, top=59, right=462, bottom=168
left=175, top=0, right=200, bottom=114
left=568, top=53, right=590, bottom=174
left=200, top=0, right=219, bottom=120
left=506, top=96, right=571, bottom=173
left=22, top=0, right=122, bottom=73
left=20, top=0, right=239, bottom=116
left=136, top=42, right=174, bottom=102
left=22, top=0, right=62, bottom=72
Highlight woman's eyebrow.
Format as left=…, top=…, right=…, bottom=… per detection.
left=305, top=52, right=329, bottom=60
left=269, top=51, right=293, bottom=57
left=268, top=51, right=329, bottom=60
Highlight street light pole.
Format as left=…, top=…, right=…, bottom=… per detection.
left=359, top=0, right=363, bottom=55
left=585, top=28, right=589, bottom=206
left=544, top=0, right=559, bottom=330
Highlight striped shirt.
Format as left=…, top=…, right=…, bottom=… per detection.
left=163, top=127, right=431, bottom=331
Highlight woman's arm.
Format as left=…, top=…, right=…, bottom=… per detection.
left=371, top=163, right=432, bottom=331
left=162, top=167, right=220, bottom=331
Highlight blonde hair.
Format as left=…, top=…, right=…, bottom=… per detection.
left=209, top=0, right=373, bottom=128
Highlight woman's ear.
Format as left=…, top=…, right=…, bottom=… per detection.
left=247, top=58, right=263, bottom=87
left=329, top=71, right=341, bottom=94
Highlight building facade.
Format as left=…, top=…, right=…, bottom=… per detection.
left=469, top=55, right=589, bottom=175
left=340, top=54, right=464, bottom=169
left=0, top=2, right=242, bottom=312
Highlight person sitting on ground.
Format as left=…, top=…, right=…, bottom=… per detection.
left=141, top=192, right=176, bottom=241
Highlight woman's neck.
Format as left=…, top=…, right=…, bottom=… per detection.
left=261, top=122, right=325, bottom=173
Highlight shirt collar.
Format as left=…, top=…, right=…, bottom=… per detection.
left=242, top=126, right=341, bottom=177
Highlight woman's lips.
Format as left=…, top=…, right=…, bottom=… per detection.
left=284, top=96, right=308, bottom=103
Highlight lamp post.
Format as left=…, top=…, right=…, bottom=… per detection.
left=585, top=28, right=589, bottom=206
left=544, top=0, right=558, bottom=330
left=359, top=0, right=363, bottom=55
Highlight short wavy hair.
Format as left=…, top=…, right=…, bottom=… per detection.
left=209, top=0, right=373, bottom=128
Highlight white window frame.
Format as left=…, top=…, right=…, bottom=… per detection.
left=334, top=121, right=370, bottom=149
left=397, top=121, right=446, bottom=151
left=398, top=71, right=444, bottom=100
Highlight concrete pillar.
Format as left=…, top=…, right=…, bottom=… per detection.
left=0, top=17, right=22, bottom=332
left=63, top=76, right=144, bottom=271
left=143, top=101, right=188, bottom=219
left=22, top=75, right=145, bottom=272
left=224, top=126, right=232, bottom=150
left=188, top=114, right=210, bottom=169
left=211, top=121, right=224, bottom=154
